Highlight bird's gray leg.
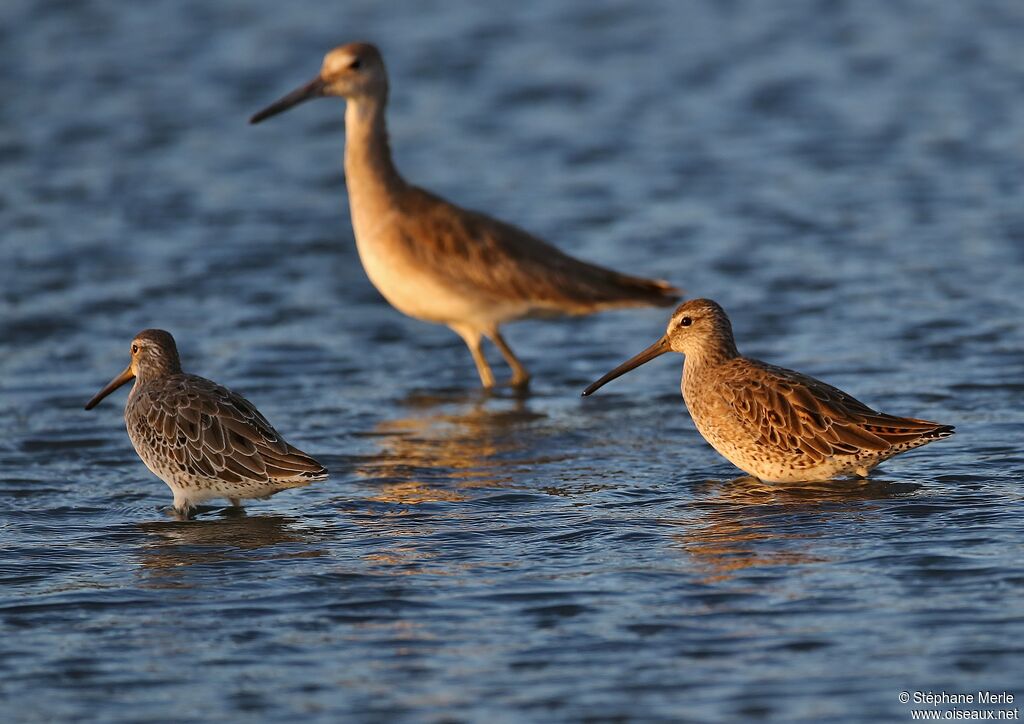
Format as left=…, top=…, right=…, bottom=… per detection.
left=486, top=326, right=531, bottom=388
left=172, top=490, right=198, bottom=520
left=173, top=504, right=197, bottom=520
left=450, top=324, right=495, bottom=388
left=229, top=497, right=242, bottom=507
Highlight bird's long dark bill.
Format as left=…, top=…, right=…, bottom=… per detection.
left=582, top=337, right=671, bottom=396
left=85, top=366, right=134, bottom=410
left=250, top=77, right=326, bottom=124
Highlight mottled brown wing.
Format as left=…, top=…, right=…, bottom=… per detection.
left=713, top=359, right=950, bottom=462
left=140, top=375, right=327, bottom=485
left=397, top=186, right=680, bottom=313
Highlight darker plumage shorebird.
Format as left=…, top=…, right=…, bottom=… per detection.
left=250, top=42, right=680, bottom=388
left=85, top=330, right=327, bottom=518
left=583, top=299, right=954, bottom=482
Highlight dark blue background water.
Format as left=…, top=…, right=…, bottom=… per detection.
left=2, top=0, right=1023, bottom=721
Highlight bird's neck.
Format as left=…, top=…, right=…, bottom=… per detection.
left=684, top=335, right=740, bottom=373
left=132, top=358, right=182, bottom=392
left=343, top=95, right=405, bottom=212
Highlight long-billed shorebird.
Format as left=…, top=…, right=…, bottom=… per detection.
left=85, top=330, right=327, bottom=518
left=582, top=299, right=954, bottom=482
left=250, top=42, right=680, bottom=388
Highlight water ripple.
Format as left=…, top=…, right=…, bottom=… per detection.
left=3, top=0, right=1024, bottom=721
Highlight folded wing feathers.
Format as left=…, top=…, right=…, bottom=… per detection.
left=404, top=188, right=681, bottom=313
left=725, top=361, right=951, bottom=460
left=144, top=374, right=327, bottom=486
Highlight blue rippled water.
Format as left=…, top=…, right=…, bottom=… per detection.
left=2, top=0, right=1023, bottom=721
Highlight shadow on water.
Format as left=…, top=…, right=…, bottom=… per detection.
left=133, top=514, right=323, bottom=587
left=671, top=476, right=921, bottom=582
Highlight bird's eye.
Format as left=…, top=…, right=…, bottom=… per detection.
left=349, top=58, right=362, bottom=70
left=131, top=344, right=139, bottom=354
left=679, top=317, right=693, bottom=327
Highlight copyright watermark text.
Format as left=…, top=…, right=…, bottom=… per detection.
left=899, top=691, right=1018, bottom=720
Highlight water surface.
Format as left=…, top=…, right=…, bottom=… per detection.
left=2, top=0, right=1023, bottom=721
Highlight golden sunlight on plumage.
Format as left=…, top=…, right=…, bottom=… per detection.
left=251, top=42, right=680, bottom=388
left=584, top=299, right=953, bottom=482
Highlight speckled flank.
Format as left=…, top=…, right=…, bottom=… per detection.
left=250, top=42, right=680, bottom=388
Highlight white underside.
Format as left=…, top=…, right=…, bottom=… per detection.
left=352, top=212, right=534, bottom=330
left=164, top=477, right=307, bottom=511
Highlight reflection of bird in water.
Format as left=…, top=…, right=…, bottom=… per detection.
left=348, top=392, right=590, bottom=576
left=134, top=515, right=320, bottom=587
left=670, top=476, right=919, bottom=583
left=357, top=391, right=548, bottom=505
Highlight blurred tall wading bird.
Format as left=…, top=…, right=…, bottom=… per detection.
left=250, top=42, right=680, bottom=388
left=582, top=299, right=954, bottom=482
left=85, top=330, right=327, bottom=518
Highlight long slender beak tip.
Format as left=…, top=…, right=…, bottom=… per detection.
left=84, top=391, right=105, bottom=410
left=249, top=105, right=280, bottom=125
left=249, top=77, right=326, bottom=125
left=85, top=367, right=134, bottom=411
left=580, top=337, right=671, bottom=397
